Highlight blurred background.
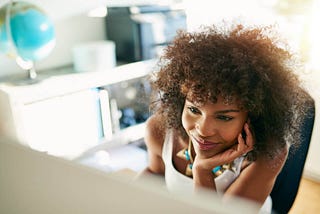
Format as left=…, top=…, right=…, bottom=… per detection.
left=0, top=0, right=319, bottom=76
left=0, top=0, right=319, bottom=213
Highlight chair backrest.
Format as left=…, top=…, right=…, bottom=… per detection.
left=270, top=97, right=315, bottom=214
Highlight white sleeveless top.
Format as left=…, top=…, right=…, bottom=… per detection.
left=162, top=130, right=244, bottom=195
left=161, top=130, right=272, bottom=213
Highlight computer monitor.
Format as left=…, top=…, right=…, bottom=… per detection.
left=0, top=138, right=260, bottom=214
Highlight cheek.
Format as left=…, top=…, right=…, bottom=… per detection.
left=219, top=123, right=244, bottom=144
left=221, top=114, right=248, bottom=143
left=220, top=129, right=239, bottom=143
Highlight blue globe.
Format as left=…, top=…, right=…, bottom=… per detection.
left=0, top=1, right=55, bottom=61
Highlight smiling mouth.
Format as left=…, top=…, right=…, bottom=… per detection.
left=191, top=136, right=221, bottom=151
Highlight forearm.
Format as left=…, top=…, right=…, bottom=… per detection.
left=192, top=164, right=217, bottom=192
left=134, top=167, right=164, bottom=180
left=134, top=167, right=166, bottom=190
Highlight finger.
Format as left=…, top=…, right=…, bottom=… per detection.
left=212, top=141, right=242, bottom=164
left=243, top=123, right=254, bottom=149
left=237, top=133, right=248, bottom=154
left=238, top=131, right=254, bottom=155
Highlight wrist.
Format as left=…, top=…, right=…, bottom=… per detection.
left=193, top=156, right=219, bottom=172
left=193, top=157, right=236, bottom=178
left=192, top=163, right=216, bottom=190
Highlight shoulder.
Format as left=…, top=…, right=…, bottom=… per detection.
left=144, top=114, right=167, bottom=174
left=264, top=145, right=288, bottom=169
left=248, top=145, right=288, bottom=175
left=226, top=145, right=288, bottom=204
left=144, top=114, right=166, bottom=157
left=226, top=145, right=289, bottom=203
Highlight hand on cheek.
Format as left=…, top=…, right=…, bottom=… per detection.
left=237, top=123, right=254, bottom=155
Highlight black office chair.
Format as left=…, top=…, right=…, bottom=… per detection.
left=270, top=97, right=316, bottom=214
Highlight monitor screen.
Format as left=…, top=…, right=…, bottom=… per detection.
left=0, top=137, right=260, bottom=214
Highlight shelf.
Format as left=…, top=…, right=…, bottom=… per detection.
left=0, top=59, right=156, bottom=103
left=0, top=59, right=156, bottom=160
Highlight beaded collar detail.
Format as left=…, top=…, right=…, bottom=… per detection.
left=176, top=139, right=235, bottom=178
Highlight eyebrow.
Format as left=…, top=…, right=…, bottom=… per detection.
left=185, top=100, right=240, bottom=114
left=215, top=109, right=240, bottom=114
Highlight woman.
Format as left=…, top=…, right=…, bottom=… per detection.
left=141, top=23, right=312, bottom=212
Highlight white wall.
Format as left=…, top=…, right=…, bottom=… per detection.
left=301, top=70, right=320, bottom=181
left=38, top=15, right=106, bottom=71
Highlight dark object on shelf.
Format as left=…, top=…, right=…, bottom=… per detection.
left=106, top=5, right=187, bottom=63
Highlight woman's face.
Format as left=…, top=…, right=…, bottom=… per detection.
left=181, top=96, right=248, bottom=159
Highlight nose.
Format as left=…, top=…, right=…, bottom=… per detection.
left=195, top=117, right=217, bottom=137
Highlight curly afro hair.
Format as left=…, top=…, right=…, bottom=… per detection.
left=149, top=23, right=313, bottom=160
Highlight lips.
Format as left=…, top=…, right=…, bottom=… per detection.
left=191, top=136, right=221, bottom=151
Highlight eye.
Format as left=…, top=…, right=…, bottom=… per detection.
left=216, top=115, right=233, bottom=121
left=187, top=106, right=201, bottom=114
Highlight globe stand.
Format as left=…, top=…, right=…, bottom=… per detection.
left=17, top=67, right=41, bottom=85
left=28, top=67, right=37, bottom=80
left=9, top=71, right=41, bottom=86
left=13, top=57, right=41, bottom=85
